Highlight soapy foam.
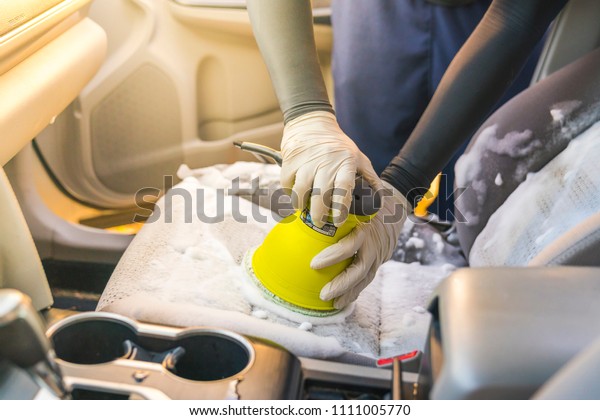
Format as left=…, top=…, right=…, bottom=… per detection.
left=550, top=100, right=582, bottom=124
left=99, top=163, right=454, bottom=362
left=470, top=121, right=600, bottom=266
left=239, top=251, right=355, bottom=325
left=495, top=173, right=504, bottom=186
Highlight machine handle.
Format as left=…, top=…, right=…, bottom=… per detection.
left=233, top=141, right=381, bottom=216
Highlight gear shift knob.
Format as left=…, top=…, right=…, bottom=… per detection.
left=0, top=289, right=50, bottom=367
left=0, top=289, right=66, bottom=397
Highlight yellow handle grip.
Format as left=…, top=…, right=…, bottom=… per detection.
left=414, top=173, right=442, bottom=218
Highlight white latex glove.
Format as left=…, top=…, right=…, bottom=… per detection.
left=281, top=111, right=382, bottom=228
left=311, top=181, right=410, bottom=309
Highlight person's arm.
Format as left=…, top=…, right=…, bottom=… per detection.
left=246, top=0, right=332, bottom=123
left=382, top=0, right=569, bottom=206
left=247, top=0, right=381, bottom=228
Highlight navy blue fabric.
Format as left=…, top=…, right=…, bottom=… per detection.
left=331, top=0, right=543, bottom=220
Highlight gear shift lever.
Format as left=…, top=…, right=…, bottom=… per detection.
left=0, top=289, right=67, bottom=398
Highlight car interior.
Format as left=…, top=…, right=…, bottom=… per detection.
left=1, top=0, right=600, bottom=400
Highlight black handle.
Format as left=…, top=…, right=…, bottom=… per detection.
left=349, top=176, right=381, bottom=216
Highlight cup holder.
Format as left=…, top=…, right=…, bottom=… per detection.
left=50, top=316, right=137, bottom=365
left=169, top=332, right=252, bottom=381
left=47, top=313, right=254, bottom=381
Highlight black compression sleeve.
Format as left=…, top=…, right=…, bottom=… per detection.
left=381, top=0, right=568, bottom=206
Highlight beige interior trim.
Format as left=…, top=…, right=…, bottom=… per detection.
left=0, top=168, right=53, bottom=310
left=0, top=0, right=94, bottom=75
left=0, top=0, right=66, bottom=36
left=0, top=18, right=107, bottom=166
left=168, top=2, right=332, bottom=48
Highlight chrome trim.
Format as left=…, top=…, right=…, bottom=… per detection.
left=45, top=311, right=138, bottom=338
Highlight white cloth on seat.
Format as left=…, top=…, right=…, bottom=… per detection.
left=470, top=121, right=600, bottom=266
left=97, top=162, right=454, bottom=365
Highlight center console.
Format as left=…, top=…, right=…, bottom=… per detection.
left=9, top=266, right=600, bottom=400
left=46, top=312, right=402, bottom=400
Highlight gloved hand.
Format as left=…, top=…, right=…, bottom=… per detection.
left=310, top=181, right=410, bottom=309
left=281, top=111, right=382, bottom=228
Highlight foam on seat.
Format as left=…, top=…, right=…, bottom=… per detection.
left=98, top=162, right=454, bottom=365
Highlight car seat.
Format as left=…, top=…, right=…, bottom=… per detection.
left=97, top=0, right=600, bottom=363
left=455, top=46, right=600, bottom=266
left=0, top=0, right=598, bottom=399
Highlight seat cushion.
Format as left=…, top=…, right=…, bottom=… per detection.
left=454, top=47, right=600, bottom=257
left=470, top=121, right=600, bottom=266
left=97, top=162, right=456, bottom=365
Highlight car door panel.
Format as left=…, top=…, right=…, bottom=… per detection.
left=34, top=0, right=333, bottom=208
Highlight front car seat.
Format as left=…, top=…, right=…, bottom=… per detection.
left=455, top=46, right=600, bottom=267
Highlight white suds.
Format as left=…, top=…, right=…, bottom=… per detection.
left=98, top=162, right=457, bottom=363
left=299, top=322, right=313, bottom=331
left=550, top=100, right=582, bottom=124
left=495, top=173, right=503, bottom=186
left=441, top=264, right=456, bottom=273
left=470, top=121, right=600, bottom=266
left=432, top=233, right=444, bottom=254
left=251, top=310, right=268, bottom=319
left=406, top=237, right=425, bottom=250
